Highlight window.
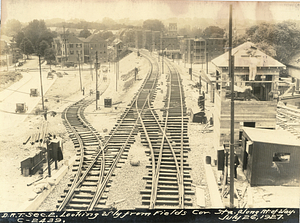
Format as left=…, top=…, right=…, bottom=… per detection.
left=69, top=44, right=73, bottom=48
left=273, top=153, right=290, bottom=163
left=70, top=50, right=74, bottom=55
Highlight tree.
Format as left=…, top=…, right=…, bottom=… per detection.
left=121, top=30, right=135, bottom=46
left=38, top=40, right=50, bottom=57
left=79, top=29, right=92, bottom=38
left=246, top=21, right=300, bottom=63
left=14, top=31, right=25, bottom=48
left=19, top=37, right=34, bottom=59
left=100, top=31, right=113, bottom=40
left=202, top=26, right=225, bottom=38
left=23, top=19, right=55, bottom=53
left=102, top=17, right=117, bottom=27
left=190, top=27, right=203, bottom=38
left=24, top=20, right=47, bottom=50
left=44, top=48, right=56, bottom=70
left=143, top=19, right=165, bottom=31
left=4, top=19, right=22, bottom=36
left=38, top=29, right=56, bottom=47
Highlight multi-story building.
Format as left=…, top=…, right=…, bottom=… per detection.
left=135, top=30, right=143, bottom=50
left=52, top=33, right=107, bottom=64
left=181, top=38, right=205, bottom=64
left=143, top=30, right=152, bottom=51
left=52, top=33, right=84, bottom=64
left=206, top=38, right=226, bottom=61
left=152, top=31, right=161, bottom=51
left=168, top=23, right=177, bottom=37
left=83, top=34, right=107, bottom=63
left=180, top=37, right=225, bottom=64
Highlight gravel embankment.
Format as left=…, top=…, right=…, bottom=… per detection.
left=2, top=52, right=215, bottom=211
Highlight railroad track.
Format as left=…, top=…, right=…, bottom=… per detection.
left=277, top=104, right=300, bottom=138
left=57, top=51, right=160, bottom=211
left=139, top=55, right=194, bottom=209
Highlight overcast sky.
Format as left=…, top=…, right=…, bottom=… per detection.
left=1, top=0, right=300, bottom=24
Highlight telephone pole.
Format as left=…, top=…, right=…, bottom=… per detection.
left=38, top=55, right=45, bottom=112
left=95, top=51, right=98, bottom=110
left=78, top=53, right=82, bottom=91
left=63, top=26, right=67, bottom=67
left=115, top=50, right=119, bottom=91
left=229, top=4, right=235, bottom=208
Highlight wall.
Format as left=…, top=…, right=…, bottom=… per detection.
left=250, top=142, right=300, bottom=186
left=217, top=100, right=277, bottom=147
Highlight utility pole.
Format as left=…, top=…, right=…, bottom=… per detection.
left=95, top=51, right=99, bottom=110
left=201, top=40, right=203, bottom=70
left=63, top=26, right=67, bottom=67
left=206, top=52, right=209, bottom=75
left=6, top=52, right=9, bottom=71
left=78, top=53, right=82, bottom=91
left=38, top=55, right=45, bottom=112
left=229, top=4, right=235, bottom=208
left=90, top=59, right=93, bottom=81
left=190, top=47, right=193, bottom=80
left=116, top=50, right=119, bottom=91
left=162, top=49, right=164, bottom=74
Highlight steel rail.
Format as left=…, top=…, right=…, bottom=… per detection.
left=141, top=87, right=183, bottom=208
left=164, top=58, right=185, bottom=208
left=87, top=50, right=159, bottom=210
left=167, top=59, right=185, bottom=208
left=58, top=50, right=160, bottom=211
left=57, top=99, right=103, bottom=211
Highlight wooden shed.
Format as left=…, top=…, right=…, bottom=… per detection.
left=241, top=127, right=300, bottom=186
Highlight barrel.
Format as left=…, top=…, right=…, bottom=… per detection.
left=205, top=156, right=211, bottom=165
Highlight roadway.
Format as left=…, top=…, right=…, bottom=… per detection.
left=0, top=56, right=57, bottom=134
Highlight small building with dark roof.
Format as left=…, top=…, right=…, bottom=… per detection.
left=241, top=127, right=300, bottom=186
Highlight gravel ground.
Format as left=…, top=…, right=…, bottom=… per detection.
left=39, top=52, right=150, bottom=210
left=180, top=69, right=215, bottom=208
left=0, top=53, right=216, bottom=212
left=38, top=54, right=216, bottom=210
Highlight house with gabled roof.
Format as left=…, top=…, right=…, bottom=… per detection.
left=211, top=40, right=286, bottom=150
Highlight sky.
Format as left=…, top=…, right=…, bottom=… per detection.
left=1, top=0, right=300, bottom=25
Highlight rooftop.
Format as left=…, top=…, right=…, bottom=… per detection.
left=243, top=127, right=300, bottom=146
left=212, top=41, right=285, bottom=68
